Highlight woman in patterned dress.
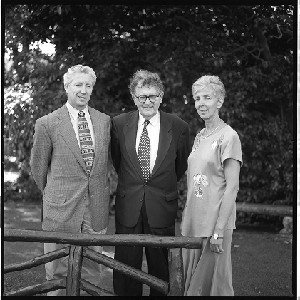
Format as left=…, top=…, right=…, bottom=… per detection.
left=180, top=75, right=243, bottom=296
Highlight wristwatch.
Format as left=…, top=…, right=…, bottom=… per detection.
left=213, top=233, right=223, bottom=239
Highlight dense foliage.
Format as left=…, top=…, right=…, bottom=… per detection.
left=4, top=5, right=294, bottom=213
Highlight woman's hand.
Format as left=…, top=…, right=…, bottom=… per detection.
left=209, top=236, right=224, bottom=254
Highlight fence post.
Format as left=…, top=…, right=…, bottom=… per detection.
left=167, top=248, right=184, bottom=296
left=66, top=245, right=83, bottom=296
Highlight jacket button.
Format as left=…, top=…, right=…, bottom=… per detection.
left=140, top=199, right=143, bottom=202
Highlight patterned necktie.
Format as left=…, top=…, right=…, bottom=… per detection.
left=138, top=120, right=151, bottom=182
left=78, top=111, right=94, bottom=175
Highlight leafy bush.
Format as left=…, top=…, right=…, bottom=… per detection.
left=4, top=156, right=19, bottom=172
left=3, top=182, right=20, bottom=203
left=4, top=171, right=42, bottom=203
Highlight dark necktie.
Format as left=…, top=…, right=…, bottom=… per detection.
left=78, top=111, right=94, bottom=175
left=138, top=120, right=150, bottom=182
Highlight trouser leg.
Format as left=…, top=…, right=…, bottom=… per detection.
left=113, top=201, right=175, bottom=296
left=113, top=217, right=144, bottom=296
left=182, top=240, right=204, bottom=294
left=44, top=202, right=107, bottom=296
left=185, top=229, right=234, bottom=296
left=80, top=206, right=107, bottom=291
left=44, top=243, right=67, bottom=296
left=141, top=202, right=175, bottom=296
left=210, top=229, right=234, bottom=296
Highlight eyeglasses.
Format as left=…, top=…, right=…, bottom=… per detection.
left=135, top=94, right=160, bottom=103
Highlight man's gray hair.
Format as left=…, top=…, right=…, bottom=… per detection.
left=129, top=69, right=164, bottom=96
left=63, top=64, right=97, bottom=87
left=192, top=75, right=225, bottom=100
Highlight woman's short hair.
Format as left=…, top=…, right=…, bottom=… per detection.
left=192, top=75, right=225, bottom=100
left=63, top=64, right=97, bottom=87
left=129, top=69, right=164, bottom=96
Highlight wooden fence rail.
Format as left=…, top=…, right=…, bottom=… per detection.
left=4, top=279, right=66, bottom=297
left=236, top=203, right=292, bottom=217
left=4, top=229, right=203, bottom=248
left=236, top=203, right=293, bottom=234
left=4, top=229, right=203, bottom=296
left=4, top=247, right=69, bottom=273
left=84, top=247, right=168, bottom=294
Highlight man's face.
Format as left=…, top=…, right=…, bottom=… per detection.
left=133, top=85, right=163, bottom=120
left=65, top=73, right=94, bottom=110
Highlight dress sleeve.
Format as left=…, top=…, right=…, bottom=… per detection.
left=220, top=131, right=243, bottom=167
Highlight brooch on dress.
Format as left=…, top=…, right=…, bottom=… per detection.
left=193, top=173, right=208, bottom=198
left=211, top=134, right=224, bottom=150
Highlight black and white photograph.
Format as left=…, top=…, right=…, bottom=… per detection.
left=2, top=2, right=296, bottom=297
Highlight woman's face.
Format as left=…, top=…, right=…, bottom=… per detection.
left=193, top=87, right=223, bottom=120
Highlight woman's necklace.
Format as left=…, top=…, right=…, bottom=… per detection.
left=192, top=119, right=224, bottom=152
left=200, top=120, right=222, bottom=139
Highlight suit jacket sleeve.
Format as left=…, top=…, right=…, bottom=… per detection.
left=175, top=122, right=191, bottom=181
left=30, top=117, right=52, bottom=192
left=107, top=118, right=114, bottom=172
left=110, top=117, right=121, bottom=173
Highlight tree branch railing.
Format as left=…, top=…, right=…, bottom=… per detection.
left=236, top=202, right=293, bottom=234
left=4, top=229, right=203, bottom=296
left=236, top=202, right=292, bottom=217
left=4, top=203, right=292, bottom=295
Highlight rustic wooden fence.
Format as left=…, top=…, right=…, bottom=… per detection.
left=4, top=203, right=293, bottom=296
left=3, top=229, right=203, bottom=296
left=236, top=203, right=293, bottom=234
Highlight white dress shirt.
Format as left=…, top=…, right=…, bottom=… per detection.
left=66, top=102, right=95, bottom=149
left=135, top=112, right=160, bottom=174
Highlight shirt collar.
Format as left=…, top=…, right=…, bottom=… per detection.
left=138, top=111, right=160, bottom=127
left=66, top=102, right=89, bottom=120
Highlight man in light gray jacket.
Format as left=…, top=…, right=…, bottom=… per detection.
left=30, top=64, right=110, bottom=295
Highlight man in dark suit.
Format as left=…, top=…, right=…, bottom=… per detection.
left=111, top=69, right=190, bottom=296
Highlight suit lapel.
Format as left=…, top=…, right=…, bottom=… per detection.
left=124, top=111, right=144, bottom=180
left=58, top=105, right=87, bottom=172
left=151, top=111, right=172, bottom=177
left=89, top=107, right=103, bottom=174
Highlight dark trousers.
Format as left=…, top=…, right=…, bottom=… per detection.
left=113, top=202, right=175, bottom=296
